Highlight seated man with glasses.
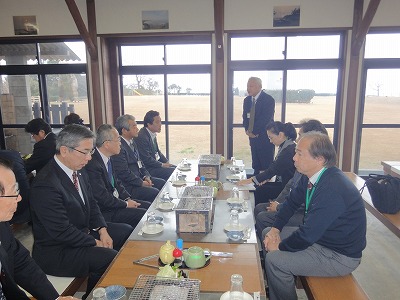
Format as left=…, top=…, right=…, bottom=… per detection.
left=85, top=124, right=151, bottom=228
left=0, top=158, right=79, bottom=300
left=112, top=114, right=166, bottom=202
left=30, top=124, right=133, bottom=299
left=24, top=118, right=57, bottom=175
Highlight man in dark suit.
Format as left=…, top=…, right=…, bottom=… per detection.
left=242, top=77, right=275, bottom=175
left=0, top=150, right=31, bottom=224
left=112, top=114, right=166, bottom=202
left=134, top=110, right=175, bottom=181
left=0, top=158, right=78, bottom=300
left=30, top=124, right=133, bottom=299
left=24, top=118, right=56, bottom=174
left=85, top=124, right=151, bottom=228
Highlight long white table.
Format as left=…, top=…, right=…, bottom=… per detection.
left=129, top=160, right=257, bottom=244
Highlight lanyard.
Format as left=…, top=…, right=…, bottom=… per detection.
left=305, top=167, right=327, bottom=215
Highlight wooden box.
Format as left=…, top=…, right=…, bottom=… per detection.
left=198, top=154, right=221, bottom=180
left=175, top=186, right=214, bottom=233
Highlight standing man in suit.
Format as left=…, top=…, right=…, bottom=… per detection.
left=30, top=124, right=133, bottom=299
left=0, top=158, right=78, bottom=300
left=85, top=124, right=151, bottom=228
left=113, top=114, right=166, bottom=202
left=243, top=77, right=275, bottom=175
left=24, top=118, right=56, bottom=174
left=134, top=110, right=175, bottom=181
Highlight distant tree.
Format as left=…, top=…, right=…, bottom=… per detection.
left=186, top=88, right=192, bottom=94
left=168, top=84, right=182, bottom=94
left=233, top=87, right=239, bottom=95
left=135, top=75, right=146, bottom=89
left=146, top=77, right=160, bottom=94
left=58, top=74, right=78, bottom=101
left=29, top=75, right=39, bottom=97
left=371, top=82, right=383, bottom=96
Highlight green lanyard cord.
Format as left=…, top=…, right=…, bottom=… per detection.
left=305, top=167, right=327, bottom=215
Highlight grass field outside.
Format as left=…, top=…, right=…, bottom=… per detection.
left=69, top=95, right=400, bottom=171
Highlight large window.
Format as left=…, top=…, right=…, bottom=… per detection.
left=229, top=34, right=342, bottom=167
left=0, top=41, right=88, bottom=154
left=120, top=38, right=212, bottom=163
left=357, top=33, right=400, bottom=172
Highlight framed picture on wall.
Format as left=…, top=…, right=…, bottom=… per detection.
left=273, top=6, right=300, bottom=27
left=13, top=16, right=39, bottom=35
left=142, top=10, right=169, bottom=30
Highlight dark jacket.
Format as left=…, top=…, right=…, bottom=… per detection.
left=0, top=222, right=59, bottom=300
left=85, top=149, right=131, bottom=212
left=30, top=158, right=106, bottom=274
left=242, top=90, right=275, bottom=135
left=24, top=132, right=56, bottom=174
left=134, top=127, right=168, bottom=170
left=255, top=140, right=296, bottom=187
left=111, top=139, right=151, bottom=189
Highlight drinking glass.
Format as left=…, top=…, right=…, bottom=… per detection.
left=229, top=209, right=239, bottom=229
left=146, top=211, right=157, bottom=231
left=231, top=187, right=240, bottom=200
left=230, top=274, right=244, bottom=300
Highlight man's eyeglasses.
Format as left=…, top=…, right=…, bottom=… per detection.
left=67, top=146, right=95, bottom=156
left=0, top=184, right=20, bottom=199
left=103, top=137, right=121, bottom=144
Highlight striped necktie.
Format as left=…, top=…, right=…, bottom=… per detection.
left=107, top=159, right=115, bottom=187
left=248, top=96, right=256, bottom=133
left=72, top=171, right=79, bottom=191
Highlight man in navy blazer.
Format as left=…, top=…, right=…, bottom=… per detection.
left=112, top=114, right=166, bottom=202
left=242, top=77, right=275, bottom=175
left=30, top=125, right=132, bottom=299
left=85, top=124, right=151, bottom=228
left=24, top=118, right=56, bottom=174
left=134, top=110, right=175, bottom=181
left=0, top=158, right=78, bottom=300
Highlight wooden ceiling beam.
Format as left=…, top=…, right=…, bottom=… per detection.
left=352, top=0, right=382, bottom=54
left=65, top=0, right=98, bottom=60
left=214, top=0, right=224, bottom=62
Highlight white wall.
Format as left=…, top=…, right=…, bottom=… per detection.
left=225, top=0, right=354, bottom=30
left=0, top=0, right=86, bottom=37
left=1, top=0, right=399, bottom=38
left=95, top=0, right=214, bottom=34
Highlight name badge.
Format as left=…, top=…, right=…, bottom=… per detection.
left=137, top=160, right=143, bottom=168
left=155, top=153, right=160, bottom=161
left=112, top=188, right=119, bottom=198
left=247, top=113, right=251, bottom=118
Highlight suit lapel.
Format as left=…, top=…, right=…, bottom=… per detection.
left=53, top=162, right=87, bottom=211
left=93, top=150, right=113, bottom=191
left=144, top=128, right=157, bottom=155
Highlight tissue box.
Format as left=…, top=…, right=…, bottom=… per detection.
left=198, top=154, right=221, bottom=180
left=175, top=186, right=214, bottom=233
